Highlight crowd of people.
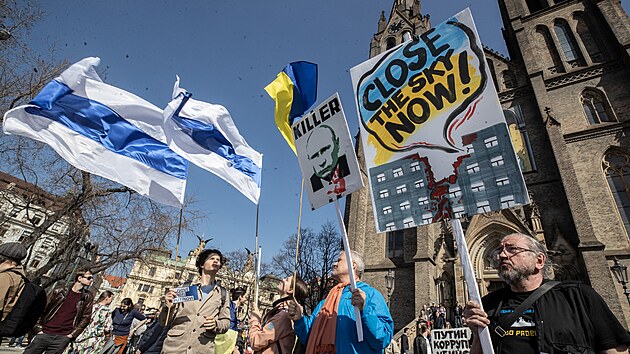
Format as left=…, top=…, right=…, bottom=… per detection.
left=0, top=243, right=394, bottom=354
left=2, top=232, right=630, bottom=354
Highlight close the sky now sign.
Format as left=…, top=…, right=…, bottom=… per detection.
left=350, top=9, right=528, bottom=232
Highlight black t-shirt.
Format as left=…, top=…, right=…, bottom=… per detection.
left=495, top=289, right=537, bottom=354
left=484, top=282, right=630, bottom=353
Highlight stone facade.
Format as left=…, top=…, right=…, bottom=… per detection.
left=345, top=0, right=630, bottom=331
left=0, top=171, right=90, bottom=283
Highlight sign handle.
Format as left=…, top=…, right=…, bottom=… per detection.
left=451, top=218, right=494, bottom=354
left=334, top=198, right=364, bottom=342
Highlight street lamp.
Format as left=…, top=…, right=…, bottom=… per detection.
left=610, top=257, right=630, bottom=305
left=385, top=269, right=395, bottom=307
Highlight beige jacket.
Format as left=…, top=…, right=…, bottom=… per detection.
left=0, top=266, right=26, bottom=321
left=160, top=284, right=230, bottom=354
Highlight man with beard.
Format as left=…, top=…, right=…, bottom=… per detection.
left=463, top=233, right=630, bottom=354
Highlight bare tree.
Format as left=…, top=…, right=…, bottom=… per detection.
left=0, top=1, right=203, bottom=288
left=271, top=221, right=341, bottom=312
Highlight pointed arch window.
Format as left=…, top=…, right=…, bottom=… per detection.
left=536, top=25, right=564, bottom=74
left=581, top=89, right=615, bottom=125
left=526, top=0, right=549, bottom=13
left=574, top=13, right=605, bottom=63
left=603, top=150, right=630, bottom=237
left=554, top=21, right=581, bottom=63
left=502, top=70, right=516, bottom=89
left=386, top=37, right=396, bottom=50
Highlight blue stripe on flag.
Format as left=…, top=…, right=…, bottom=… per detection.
left=25, top=80, right=188, bottom=180
left=283, top=61, right=318, bottom=125
left=171, top=114, right=262, bottom=186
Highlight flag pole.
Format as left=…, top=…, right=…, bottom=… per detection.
left=451, top=218, right=495, bottom=354
left=291, top=178, right=305, bottom=294
left=333, top=198, right=364, bottom=342
left=166, top=207, right=184, bottom=323
left=253, top=203, right=260, bottom=308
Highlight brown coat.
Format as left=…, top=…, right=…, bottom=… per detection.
left=0, top=266, right=26, bottom=321
left=35, top=286, right=94, bottom=338
left=249, top=305, right=296, bottom=354
left=160, top=284, right=230, bottom=354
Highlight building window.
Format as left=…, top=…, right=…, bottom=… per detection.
left=393, top=168, right=404, bottom=178
left=471, top=182, right=485, bottom=192
left=175, top=272, right=181, bottom=279
left=464, top=144, right=475, bottom=154
left=137, top=298, right=145, bottom=305
left=410, top=161, right=421, bottom=172
left=415, top=180, right=425, bottom=188
left=484, top=136, right=499, bottom=148
left=453, top=206, right=465, bottom=219
left=526, top=0, right=549, bottom=13
left=148, top=267, right=156, bottom=277
left=187, top=273, right=196, bottom=283
left=137, top=284, right=144, bottom=291
left=449, top=187, right=462, bottom=198
left=477, top=201, right=491, bottom=213
left=421, top=213, right=433, bottom=224
left=377, top=173, right=386, bottom=182
left=554, top=21, right=581, bottom=63
left=396, top=185, right=407, bottom=194
left=504, top=107, right=536, bottom=172
left=269, top=293, right=275, bottom=301
left=383, top=206, right=392, bottom=215
left=30, top=214, right=43, bottom=226
left=467, top=163, right=480, bottom=174
left=141, top=284, right=151, bottom=292
left=386, top=37, right=397, bottom=50
left=385, top=223, right=395, bottom=231
left=379, top=190, right=390, bottom=199
left=18, top=230, right=32, bottom=242
left=400, top=201, right=411, bottom=211
left=502, top=71, right=516, bottom=90
left=386, top=230, right=404, bottom=258
left=500, top=195, right=516, bottom=209
left=30, top=256, right=42, bottom=268
left=418, top=196, right=429, bottom=206
left=582, top=89, right=615, bottom=125
left=574, top=13, right=604, bottom=63
left=603, top=150, right=630, bottom=237
left=496, top=177, right=510, bottom=186
left=491, top=156, right=505, bottom=167
left=403, top=218, right=414, bottom=228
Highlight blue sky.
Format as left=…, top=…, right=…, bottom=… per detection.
left=29, top=0, right=629, bottom=263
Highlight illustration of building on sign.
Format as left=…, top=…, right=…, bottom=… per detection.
left=369, top=123, right=528, bottom=230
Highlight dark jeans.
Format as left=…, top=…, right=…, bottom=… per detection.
left=9, top=335, right=26, bottom=346
left=23, top=333, right=72, bottom=354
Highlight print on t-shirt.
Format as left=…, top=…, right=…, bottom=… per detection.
left=496, top=292, right=538, bottom=354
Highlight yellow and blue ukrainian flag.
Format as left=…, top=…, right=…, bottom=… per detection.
left=264, top=61, right=317, bottom=154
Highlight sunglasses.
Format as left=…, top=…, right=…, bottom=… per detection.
left=84, top=276, right=93, bottom=280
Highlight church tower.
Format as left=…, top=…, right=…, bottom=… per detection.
left=346, top=0, right=630, bottom=330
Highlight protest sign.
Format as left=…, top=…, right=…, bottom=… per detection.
left=294, top=93, right=363, bottom=210
left=350, top=8, right=529, bottom=232
left=172, top=285, right=199, bottom=303
left=431, top=328, right=472, bottom=354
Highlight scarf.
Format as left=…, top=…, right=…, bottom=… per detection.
left=305, top=282, right=349, bottom=354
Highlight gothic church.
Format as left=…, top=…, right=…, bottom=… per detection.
left=344, top=0, right=630, bottom=330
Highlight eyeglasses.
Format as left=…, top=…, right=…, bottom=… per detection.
left=491, top=245, right=536, bottom=260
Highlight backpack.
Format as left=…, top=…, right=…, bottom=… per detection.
left=0, top=270, right=47, bottom=337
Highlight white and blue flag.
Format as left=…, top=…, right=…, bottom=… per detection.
left=163, top=77, right=262, bottom=204
left=2, top=57, right=188, bottom=207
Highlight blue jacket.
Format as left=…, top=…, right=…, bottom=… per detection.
left=294, top=282, right=394, bottom=354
